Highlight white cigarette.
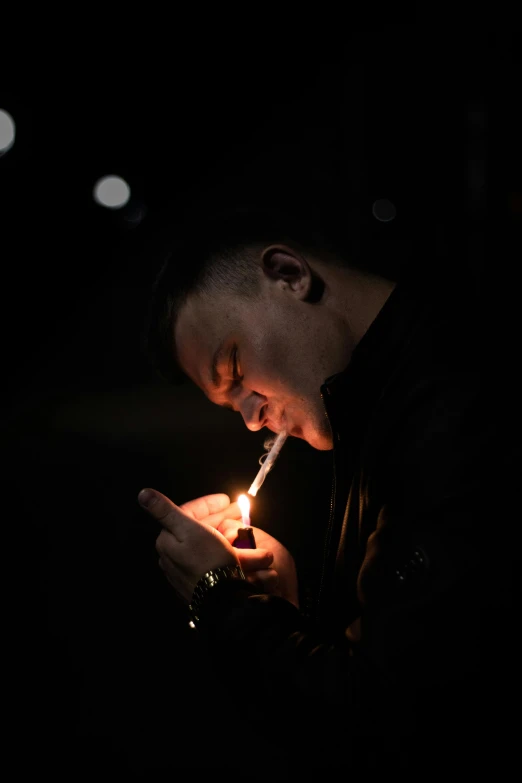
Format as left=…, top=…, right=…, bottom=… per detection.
left=248, top=431, right=288, bottom=497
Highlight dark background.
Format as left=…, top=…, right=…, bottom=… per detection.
left=2, top=22, right=519, bottom=774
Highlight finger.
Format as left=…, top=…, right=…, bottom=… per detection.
left=246, top=569, right=280, bottom=593
left=226, top=500, right=243, bottom=521
left=138, top=488, right=191, bottom=539
left=218, top=517, right=245, bottom=541
left=179, top=499, right=243, bottom=531
left=198, top=507, right=241, bottom=531
left=179, top=493, right=231, bottom=521
left=236, top=548, right=274, bottom=571
left=200, top=501, right=243, bottom=530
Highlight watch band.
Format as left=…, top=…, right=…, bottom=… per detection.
left=189, top=564, right=246, bottom=628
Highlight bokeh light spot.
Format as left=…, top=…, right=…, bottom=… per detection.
left=93, top=175, right=131, bottom=209
left=372, top=198, right=397, bottom=222
left=0, top=109, right=16, bottom=154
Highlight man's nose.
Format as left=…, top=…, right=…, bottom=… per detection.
left=238, top=392, right=267, bottom=432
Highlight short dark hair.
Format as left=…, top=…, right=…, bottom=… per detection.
left=141, top=202, right=363, bottom=385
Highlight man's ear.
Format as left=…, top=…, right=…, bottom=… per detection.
left=260, top=245, right=313, bottom=301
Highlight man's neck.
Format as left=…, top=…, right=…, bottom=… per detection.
left=325, top=265, right=397, bottom=350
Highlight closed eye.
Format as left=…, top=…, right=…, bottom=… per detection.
left=232, top=347, right=243, bottom=383
left=211, top=347, right=243, bottom=409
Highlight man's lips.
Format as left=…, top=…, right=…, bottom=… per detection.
left=267, top=419, right=302, bottom=438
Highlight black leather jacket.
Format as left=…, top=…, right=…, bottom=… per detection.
left=196, top=264, right=518, bottom=773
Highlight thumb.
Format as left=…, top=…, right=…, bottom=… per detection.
left=236, top=548, right=274, bottom=570
left=138, top=488, right=189, bottom=539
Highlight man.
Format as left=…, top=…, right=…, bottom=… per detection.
left=138, top=204, right=518, bottom=773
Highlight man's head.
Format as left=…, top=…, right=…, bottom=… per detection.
left=144, top=206, right=395, bottom=450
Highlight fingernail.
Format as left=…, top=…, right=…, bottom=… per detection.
left=138, top=489, right=156, bottom=508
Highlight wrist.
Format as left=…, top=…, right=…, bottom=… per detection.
left=189, top=563, right=247, bottom=629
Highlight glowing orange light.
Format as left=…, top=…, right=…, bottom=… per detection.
left=237, top=494, right=251, bottom=526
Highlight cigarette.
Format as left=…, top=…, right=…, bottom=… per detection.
left=248, top=431, right=288, bottom=497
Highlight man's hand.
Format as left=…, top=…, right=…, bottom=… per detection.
left=138, top=489, right=274, bottom=604
left=209, top=506, right=300, bottom=609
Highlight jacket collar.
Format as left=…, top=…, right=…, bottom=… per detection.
left=320, top=263, right=445, bottom=435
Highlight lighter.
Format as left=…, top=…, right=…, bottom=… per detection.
left=233, top=526, right=257, bottom=549
left=234, top=494, right=256, bottom=549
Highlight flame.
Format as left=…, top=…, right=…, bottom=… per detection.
left=237, top=494, right=250, bottom=524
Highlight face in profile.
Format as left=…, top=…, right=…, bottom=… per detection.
left=174, top=246, right=354, bottom=451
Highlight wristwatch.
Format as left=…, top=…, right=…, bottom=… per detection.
left=189, top=564, right=246, bottom=628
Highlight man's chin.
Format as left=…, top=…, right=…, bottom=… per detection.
left=299, top=427, right=334, bottom=451
left=313, top=436, right=334, bottom=451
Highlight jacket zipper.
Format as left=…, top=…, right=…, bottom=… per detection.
left=315, top=389, right=337, bottom=620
